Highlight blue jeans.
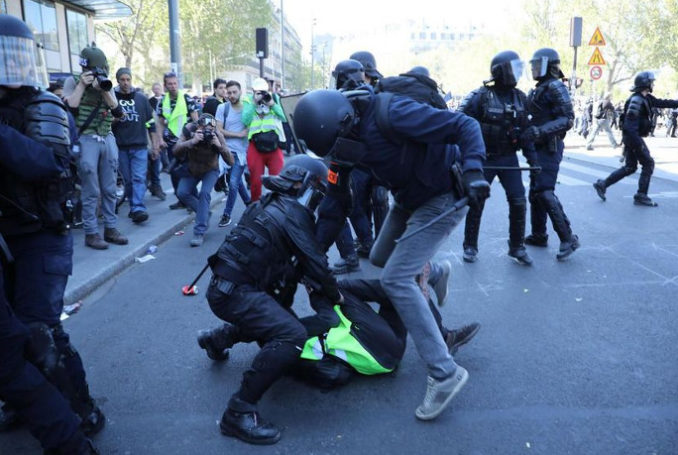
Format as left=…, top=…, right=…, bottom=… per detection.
left=118, top=147, right=148, bottom=213
left=222, top=155, right=251, bottom=217
left=177, top=169, right=219, bottom=235
left=370, top=192, right=467, bottom=380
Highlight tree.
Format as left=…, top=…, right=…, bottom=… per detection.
left=97, top=0, right=167, bottom=71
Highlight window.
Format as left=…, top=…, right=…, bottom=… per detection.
left=23, top=0, right=59, bottom=52
left=67, top=9, right=88, bottom=56
left=419, top=32, right=426, bottom=40
left=430, top=32, right=436, bottom=40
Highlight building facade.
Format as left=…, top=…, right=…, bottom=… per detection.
left=2, top=0, right=130, bottom=79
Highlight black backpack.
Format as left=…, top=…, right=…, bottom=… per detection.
left=374, top=72, right=448, bottom=145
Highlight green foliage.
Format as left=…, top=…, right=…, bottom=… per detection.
left=96, top=0, right=274, bottom=90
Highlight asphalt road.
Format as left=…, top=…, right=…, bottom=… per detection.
left=2, top=156, right=678, bottom=454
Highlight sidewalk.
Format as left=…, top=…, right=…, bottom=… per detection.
left=564, top=133, right=678, bottom=184
left=65, top=173, right=229, bottom=305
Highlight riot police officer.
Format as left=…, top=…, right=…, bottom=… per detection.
left=197, top=155, right=342, bottom=445
left=316, top=59, right=368, bottom=274
left=522, top=48, right=579, bottom=260
left=293, top=80, right=488, bottom=421
left=593, top=72, right=678, bottom=206
left=0, top=14, right=99, bottom=453
left=459, top=50, right=535, bottom=265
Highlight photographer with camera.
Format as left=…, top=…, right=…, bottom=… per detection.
left=63, top=44, right=127, bottom=250
left=242, top=77, right=287, bottom=202
left=173, top=113, right=233, bottom=246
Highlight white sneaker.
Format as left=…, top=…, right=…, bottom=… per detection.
left=415, top=366, right=469, bottom=421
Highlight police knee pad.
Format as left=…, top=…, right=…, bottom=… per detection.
left=508, top=197, right=527, bottom=209
left=624, top=164, right=638, bottom=176
left=25, top=322, right=59, bottom=375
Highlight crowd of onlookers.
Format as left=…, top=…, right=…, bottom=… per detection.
left=573, top=95, right=678, bottom=148
left=50, top=44, right=298, bottom=249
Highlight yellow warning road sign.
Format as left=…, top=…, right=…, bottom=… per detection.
left=588, top=27, right=606, bottom=46
left=588, top=48, right=606, bottom=65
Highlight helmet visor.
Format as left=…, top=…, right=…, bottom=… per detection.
left=498, top=59, right=525, bottom=86
left=0, top=35, right=48, bottom=88
left=530, top=56, right=549, bottom=80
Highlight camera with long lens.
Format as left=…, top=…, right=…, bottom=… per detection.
left=257, top=91, right=272, bottom=105
left=89, top=67, right=112, bottom=91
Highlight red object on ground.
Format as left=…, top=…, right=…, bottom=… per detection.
left=182, top=285, right=198, bottom=296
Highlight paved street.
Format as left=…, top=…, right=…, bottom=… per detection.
left=2, top=137, right=678, bottom=454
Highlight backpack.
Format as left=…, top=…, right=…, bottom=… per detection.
left=374, top=72, right=448, bottom=145
left=595, top=101, right=605, bottom=119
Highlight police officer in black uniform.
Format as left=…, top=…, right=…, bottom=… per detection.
left=593, top=71, right=678, bottom=206
left=522, top=48, right=579, bottom=260
left=0, top=14, right=99, bottom=454
left=316, top=59, right=368, bottom=274
left=459, top=50, right=535, bottom=265
left=196, top=155, right=342, bottom=445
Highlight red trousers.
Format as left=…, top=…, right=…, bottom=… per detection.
left=246, top=141, right=284, bottom=201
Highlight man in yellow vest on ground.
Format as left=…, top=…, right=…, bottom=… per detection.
left=155, top=72, right=199, bottom=209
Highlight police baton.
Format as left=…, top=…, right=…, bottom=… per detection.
left=483, top=165, right=542, bottom=172
left=395, top=197, right=469, bottom=244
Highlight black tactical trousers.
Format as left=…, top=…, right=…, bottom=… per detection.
left=206, top=277, right=307, bottom=406
left=605, top=137, right=654, bottom=194
left=464, top=153, right=527, bottom=249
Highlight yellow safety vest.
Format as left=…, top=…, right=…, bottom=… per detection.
left=161, top=90, right=188, bottom=137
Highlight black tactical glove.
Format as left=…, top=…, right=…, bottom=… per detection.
left=520, top=125, right=541, bottom=144
left=462, top=170, right=490, bottom=208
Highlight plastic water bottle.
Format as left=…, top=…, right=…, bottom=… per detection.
left=146, top=245, right=158, bottom=255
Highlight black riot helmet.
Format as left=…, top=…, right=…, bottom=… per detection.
left=408, top=66, right=431, bottom=77
left=631, top=71, right=656, bottom=93
left=293, top=89, right=356, bottom=157
left=529, top=48, right=564, bottom=81
left=332, top=59, right=365, bottom=90
left=0, top=14, right=48, bottom=88
left=263, top=154, right=328, bottom=211
left=490, top=50, right=524, bottom=88
left=349, top=51, right=383, bottom=80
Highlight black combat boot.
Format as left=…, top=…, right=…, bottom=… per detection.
left=593, top=180, right=607, bottom=201
left=633, top=193, right=658, bottom=206
left=355, top=239, right=373, bottom=258
left=539, top=191, right=580, bottom=260
left=462, top=202, right=483, bottom=263
left=220, top=397, right=281, bottom=445
left=79, top=400, right=106, bottom=437
left=526, top=192, right=548, bottom=247
left=197, top=323, right=238, bottom=361
left=507, top=201, right=532, bottom=265
left=331, top=254, right=360, bottom=274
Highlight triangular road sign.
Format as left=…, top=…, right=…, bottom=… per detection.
left=589, top=27, right=606, bottom=46
left=588, top=48, right=606, bottom=65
